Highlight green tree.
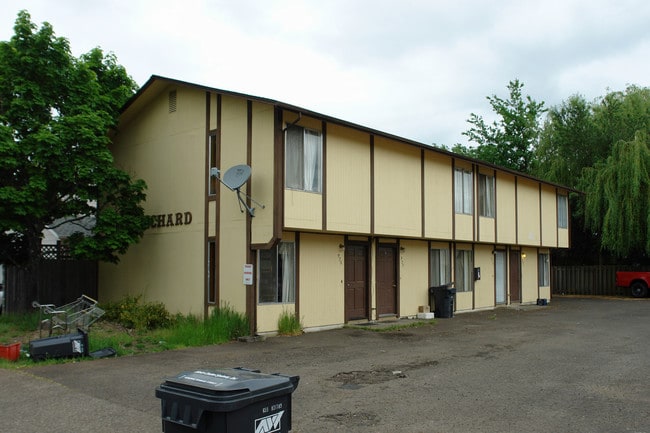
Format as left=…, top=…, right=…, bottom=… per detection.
left=0, top=11, right=149, bottom=311
left=462, top=79, right=546, bottom=173
left=533, top=95, right=596, bottom=188
left=582, top=131, right=650, bottom=257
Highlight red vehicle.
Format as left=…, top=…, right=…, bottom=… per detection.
left=616, top=271, right=650, bottom=298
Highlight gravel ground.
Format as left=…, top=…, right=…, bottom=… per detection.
left=1, top=296, right=649, bottom=433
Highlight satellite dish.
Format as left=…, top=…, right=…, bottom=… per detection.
left=222, top=164, right=251, bottom=190
left=211, top=163, right=265, bottom=217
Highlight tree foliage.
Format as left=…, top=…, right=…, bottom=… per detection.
left=582, top=132, right=650, bottom=257
left=461, top=79, right=546, bottom=173
left=536, top=85, right=650, bottom=261
left=0, top=10, right=149, bottom=270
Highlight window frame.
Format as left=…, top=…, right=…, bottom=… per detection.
left=430, top=248, right=451, bottom=287
left=285, top=126, right=323, bottom=194
left=258, top=242, right=296, bottom=304
left=455, top=249, right=474, bottom=292
left=557, top=194, right=568, bottom=228
left=538, top=253, right=550, bottom=287
left=478, top=173, right=495, bottom=218
left=454, top=168, right=473, bottom=215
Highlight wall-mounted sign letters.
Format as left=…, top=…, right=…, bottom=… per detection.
left=150, top=211, right=193, bottom=228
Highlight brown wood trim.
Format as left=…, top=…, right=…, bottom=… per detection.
left=203, top=92, right=210, bottom=319
left=451, top=158, right=456, bottom=240
left=370, top=135, right=375, bottom=235
left=294, top=232, right=300, bottom=318
left=473, top=164, right=478, bottom=242
left=322, top=121, right=327, bottom=231
left=514, top=176, right=519, bottom=245
left=421, top=149, right=425, bottom=238
left=538, top=183, right=543, bottom=246
left=251, top=238, right=281, bottom=250
left=246, top=100, right=256, bottom=335
left=493, top=169, right=498, bottom=242
left=471, top=243, right=476, bottom=310
left=274, top=107, right=284, bottom=240
left=395, top=240, right=401, bottom=316
left=215, top=94, right=222, bottom=309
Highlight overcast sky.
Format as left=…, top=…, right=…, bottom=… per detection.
left=3, top=0, right=650, bottom=146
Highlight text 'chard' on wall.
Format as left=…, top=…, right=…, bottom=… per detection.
left=150, top=211, right=193, bottom=228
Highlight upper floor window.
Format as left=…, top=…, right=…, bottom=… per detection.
left=286, top=126, right=322, bottom=193
left=478, top=173, right=495, bottom=218
left=454, top=168, right=473, bottom=215
left=557, top=194, right=568, bottom=228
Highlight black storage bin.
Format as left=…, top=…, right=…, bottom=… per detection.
left=429, top=284, right=456, bottom=318
left=29, top=329, right=89, bottom=361
left=155, top=367, right=300, bottom=433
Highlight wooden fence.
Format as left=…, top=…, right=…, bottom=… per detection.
left=552, top=265, right=648, bottom=297
left=4, top=252, right=97, bottom=313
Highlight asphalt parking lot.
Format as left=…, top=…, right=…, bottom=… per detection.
left=1, top=296, right=649, bottom=433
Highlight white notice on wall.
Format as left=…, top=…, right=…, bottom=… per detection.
left=243, top=264, right=254, bottom=285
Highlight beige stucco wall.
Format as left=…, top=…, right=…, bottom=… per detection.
left=474, top=244, right=495, bottom=309
left=517, top=178, right=541, bottom=246
left=424, top=152, right=453, bottom=239
left=454, top=244, right=473, bottom=312
left=496, top=172, right=517, bottom=244
left=326, top=124, right=371, bottom=233
left=250, top=101, right=275, bottom=244
left=100, top=85, right=206, bottom=314
left=298, top=233, right=346, bottom=330
left=257, top=303, right=290, bottom=334
left=218, top=95, right=249, bottom=313
left=374, top=137, right=422, bottom=237
left=521, top=247, right=539, bottom=303
left=398, top=239, right=429, bottom=316
left=540, top=185, right=558, bottom=247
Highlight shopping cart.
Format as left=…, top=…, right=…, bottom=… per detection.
left=32, top=295, right=105, bottom=337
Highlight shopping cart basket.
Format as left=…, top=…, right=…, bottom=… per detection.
left=32, top=295, right=105, bottom=337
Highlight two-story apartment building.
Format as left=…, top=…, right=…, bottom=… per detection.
left=99, top=75, right=571, bottom=333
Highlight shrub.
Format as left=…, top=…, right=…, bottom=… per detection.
left=277, top=310, right=302, bottom=336
left=100, top=295, right=172, bottom=330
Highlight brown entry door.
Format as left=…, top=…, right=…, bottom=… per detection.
left=345, top=244, right=368, bottom=321
left=509, top=250, right=521, bottom=303
left=376, top=245, right=397, bottom=317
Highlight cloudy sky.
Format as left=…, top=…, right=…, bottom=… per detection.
left=2, top=0, right=649, bottom=146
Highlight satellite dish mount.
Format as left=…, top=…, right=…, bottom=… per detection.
left=211, top=164, right=265, bottom=217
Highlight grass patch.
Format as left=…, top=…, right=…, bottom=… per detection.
left=0, top=302, right=250, bottom=366
left=277, top=310, right=302, bottom=336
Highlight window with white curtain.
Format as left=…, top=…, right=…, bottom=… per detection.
left=454, top=168, right=473, bottom=215
left=538, top=253, right=550, bottom=286
left=478, top=173, right=495, bottom=218
left=455, top=249, right=473, bottom=292
left=557, top=194, right=568, bottom=228
left=258, top=242, right=295, bottom=303
left=285, top=126, right=322, bottom=193
left=430, top=248, right=451, bottom=286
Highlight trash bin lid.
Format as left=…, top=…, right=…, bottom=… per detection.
left=156, top=368, right=299, bottom=412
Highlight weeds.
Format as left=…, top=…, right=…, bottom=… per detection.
left=277, top=310, right=302, bottom=336
left=0, top=299, right=250, bottom=365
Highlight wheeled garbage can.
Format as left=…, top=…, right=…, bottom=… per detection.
left=155, top=367, right=300, bottom=433
left=29, top=329, right=89, bottom=361
left=429, top=284, right=456, bottom=318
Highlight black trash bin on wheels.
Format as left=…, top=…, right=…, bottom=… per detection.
left=429, top=284, right=456, bottom=318
left=155, top=367, right=299, bottom=433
